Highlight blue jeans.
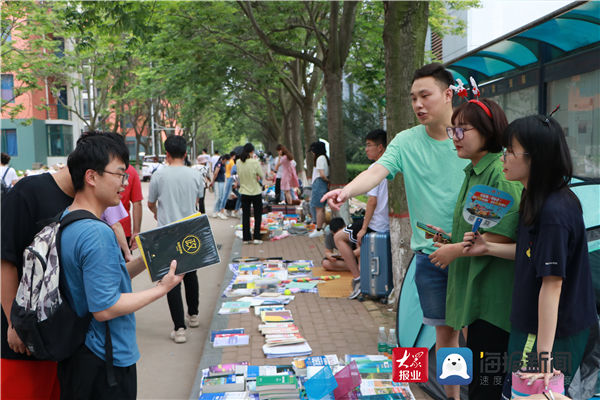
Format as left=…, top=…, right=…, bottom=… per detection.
left=213, top=180, right=226, bottom=213
left=414, top=251, right=448, bottom=326
left=220, top=177, right=234, bottom=210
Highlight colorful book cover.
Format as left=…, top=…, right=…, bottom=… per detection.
left=201, top=374, right=245, bottom=393
left=213, top=334, right=250, bottom=347
left=136, top=213, right=220, bottom=281
left=210, top=328, right=245, bottom=343
left=261, top=310, right=293, bottom=323
left=208, top=362, right=249, bottom=376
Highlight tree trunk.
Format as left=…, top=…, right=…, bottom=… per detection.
left=383, top=1, right=429, bottom=308
left=324, top=67, right=347, bottom=185
left=289, top=101, right=303, bottom=176
left=302, top=98, right=317, bottom=182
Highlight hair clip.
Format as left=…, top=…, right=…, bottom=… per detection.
left=469, top=77, right=481, bottom=98
left=544, top=104, right=560, bottom=125
left=449, top=78, right=469, bottom=100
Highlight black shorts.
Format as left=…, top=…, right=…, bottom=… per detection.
left=58, top=345, right=137, bottom=400
left=343, top=220, right=374, bottom=245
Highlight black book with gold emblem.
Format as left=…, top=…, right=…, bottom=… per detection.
left=135, top=213, right=220, bottom=281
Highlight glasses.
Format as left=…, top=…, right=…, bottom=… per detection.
left=102, top=170, right=129, bottom=184
left=501, top=147, right=529, bottom=158
left=446, top=126, right=475, bottom=140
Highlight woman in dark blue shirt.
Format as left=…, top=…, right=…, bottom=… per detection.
left=463, top=115, right=597, bottom=394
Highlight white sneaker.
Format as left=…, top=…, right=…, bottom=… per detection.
left=170, top=328, right=187, bottom=343
left=187, top=314, right=200, bottom=328
left=210, top=212, right=218, bottom=218
left=308, top=229, right=324, bottom=238
left=217, top=212, right=228, bottom=220
left=348, top=278, right=362, bottom=300
left=252, top=239, right=263, bottom=245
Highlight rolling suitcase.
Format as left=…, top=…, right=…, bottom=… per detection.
left=359, top=231, right=393, bottom=298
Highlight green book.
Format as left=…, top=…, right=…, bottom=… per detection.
left=136, top=213, right=220, bottom=281
left=256, top=375, right=297, bottom=391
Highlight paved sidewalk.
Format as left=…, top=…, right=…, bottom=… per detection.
left=191, top=231, right=433, bottom=399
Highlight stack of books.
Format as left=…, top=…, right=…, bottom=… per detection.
left=254, top=375, right=300, bottom=400
left=257, top=308, right=311, bottom=358
left=291, top=354, right=340, bottom=377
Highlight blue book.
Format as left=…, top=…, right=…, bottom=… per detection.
left=210, top=328, right=244, bottom=343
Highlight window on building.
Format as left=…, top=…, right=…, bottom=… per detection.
left=489, top=85, right=538, bottom=123
left=1, top=129, right=18, bottom=156
left=1, top=74, right=14, bottom=103
left=82, top=98, right=90, bottom=119
left=548, top=69, right=600, bottom=178
left=47, top=125, right=73, bottom=156
left=55, top=37, right=65, bottom=58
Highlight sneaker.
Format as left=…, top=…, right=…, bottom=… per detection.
left=348, top=278, right=361, bottom=300
left=187, top=314, right=200, bottom=328
left=243, top=240, right=253, bottom=245
left=308, top=229, right=324, bottom=238
left=170, top=328, right=187, bottom=343
left=252, top=239, right=263, bottom=245
left=210, top=212, right=218, bottom=218
left=217, top=212, right=228, bottom=220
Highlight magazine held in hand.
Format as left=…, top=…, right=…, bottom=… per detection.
left=136, top=213, right=220, bottom=281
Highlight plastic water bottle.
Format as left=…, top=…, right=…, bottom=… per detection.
left=387, top=328, right=397, bottom=355
left=377, top=326, right=387, bottom=354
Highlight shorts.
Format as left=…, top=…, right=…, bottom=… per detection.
left=343, top=220, right=374, bottom=245
left=310, top=178, right=328, bottom=209
left=414, top=251, right=449, bottom=326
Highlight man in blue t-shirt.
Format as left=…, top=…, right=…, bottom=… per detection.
left=322, top=63, right=468, bottom=400
left=58, top=132, right=183, bottom=399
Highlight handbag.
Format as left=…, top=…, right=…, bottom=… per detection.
left=510, top=333, right=565, bottom=398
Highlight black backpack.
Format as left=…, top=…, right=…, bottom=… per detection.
left=1, top=167, right=10, bottom=195
left=10, top=210, right=116, bottom=384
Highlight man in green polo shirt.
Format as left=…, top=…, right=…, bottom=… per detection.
left=322, top=63, right=468, bottom=400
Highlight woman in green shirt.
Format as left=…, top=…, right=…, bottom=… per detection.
left=236, top=142, right=265, bottom=244
left=428, top=98, right=523, bottom=399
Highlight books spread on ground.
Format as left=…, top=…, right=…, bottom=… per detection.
left=136, top=213, right=220, bottom=281
left=213, top=334, right=250, bottom=348
left=210, top=329, right=245, bottom=343
left=198, top=356, right=415, bottom=400
left=201, top=374, right=245, bottom=393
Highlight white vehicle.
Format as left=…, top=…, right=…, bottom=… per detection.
left=141, top=155, right=165, bottom=181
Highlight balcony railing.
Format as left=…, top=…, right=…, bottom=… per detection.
left=46, top=103, right=70, bottom=120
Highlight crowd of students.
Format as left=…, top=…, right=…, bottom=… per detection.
left=0, top=62, right=597, bottom=400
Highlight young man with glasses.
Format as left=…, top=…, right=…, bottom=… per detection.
left=148, top=135, right=205, bottom=344
left=57, top=133, right=183, bottom=399
left=322, top=63, right=468, bottom=400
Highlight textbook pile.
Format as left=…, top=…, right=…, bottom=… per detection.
left=198, top=355, right=415, bottom=399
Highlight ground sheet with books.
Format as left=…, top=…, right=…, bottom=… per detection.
left=233, top=210, right=316, bottom=242
left=203, top=258, right=415, bottom=399
left=199, top=355, right=415, bottom=399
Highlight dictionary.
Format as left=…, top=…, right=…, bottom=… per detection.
left=136, top=213, right=220, bottom=281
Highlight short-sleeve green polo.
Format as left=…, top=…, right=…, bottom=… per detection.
left=376, top=125, right=468, bottom=254
left=445, top=152, right=523, bottom=333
